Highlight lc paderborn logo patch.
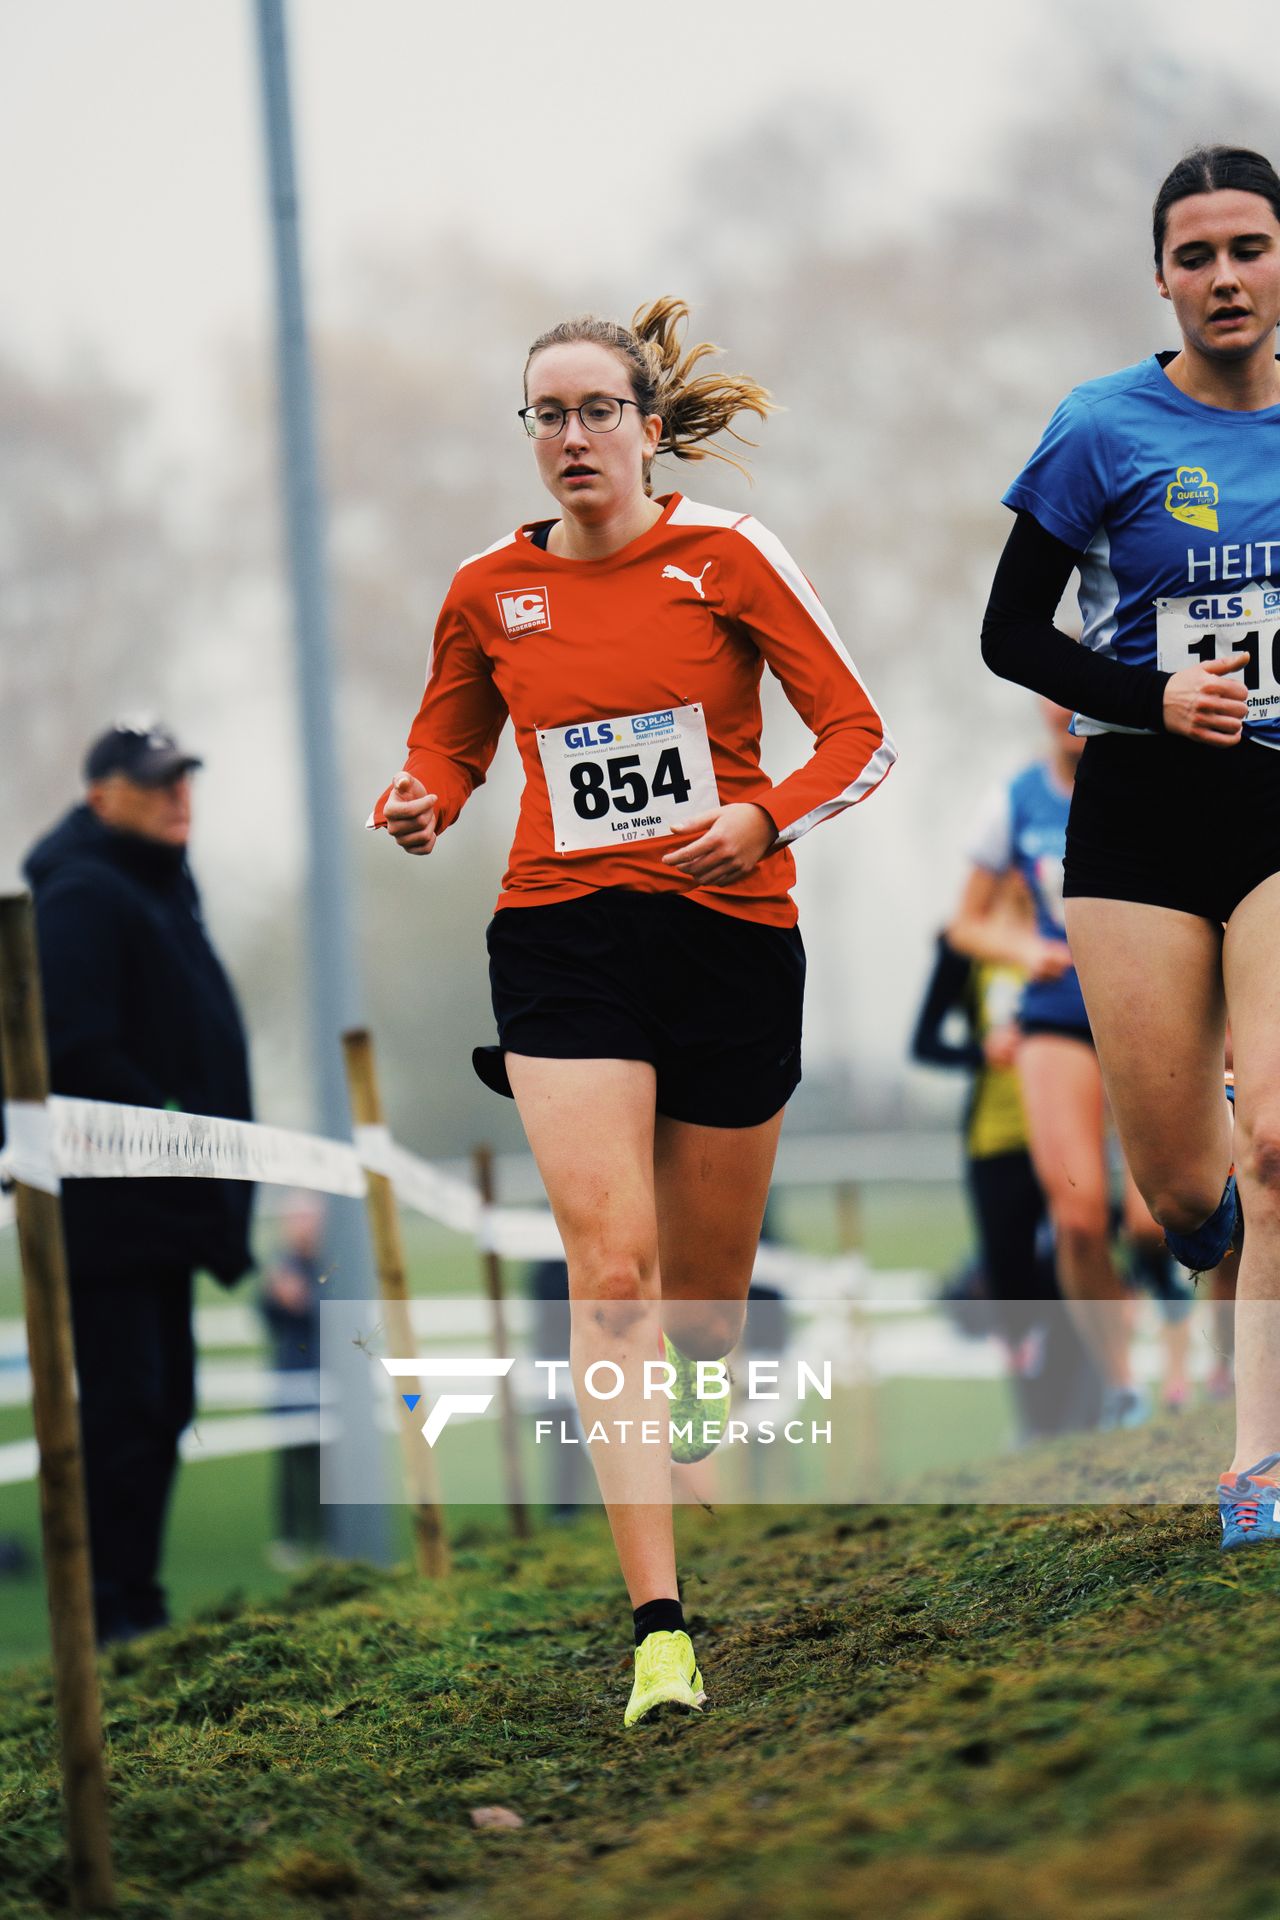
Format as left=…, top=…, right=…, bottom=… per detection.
left=496, top=586, right=552, bottom=636
left=1165, top=466, right=1219, bottom=533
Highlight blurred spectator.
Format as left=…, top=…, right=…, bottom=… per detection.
left=21, top=718, right=254, bottom=1644
left=259, top=1192, right=324, bottom=1570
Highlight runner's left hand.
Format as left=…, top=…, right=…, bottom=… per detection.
left=661, top=803, right=777, bottom=887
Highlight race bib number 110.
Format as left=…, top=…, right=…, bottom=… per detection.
left=1156, top=584, right=1280, bottom=724
left=537, top=703, right=720, bottom=854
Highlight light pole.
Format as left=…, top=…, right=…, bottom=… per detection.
left=253, top=0, right=388, bottom=1560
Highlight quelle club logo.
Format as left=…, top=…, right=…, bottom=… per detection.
left=1165, top=465, right=1220, bottom=532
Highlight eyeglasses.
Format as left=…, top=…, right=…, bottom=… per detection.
left=517, top=397, right=642, bottom=439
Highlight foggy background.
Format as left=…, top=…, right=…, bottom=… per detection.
left=2, top=0, right=1273, bottom=1154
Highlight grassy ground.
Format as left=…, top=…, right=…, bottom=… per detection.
left=0, top=1179, right=971, bottom=1668
left=0, top=1372, right=1018, bottom=1668
left=1, top=1407, right=1277, bottom=1920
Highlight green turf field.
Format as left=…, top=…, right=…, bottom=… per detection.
left=0, top=1408, right=1273, bottom=1920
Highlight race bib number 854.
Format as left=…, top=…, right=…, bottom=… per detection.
left=537, top=703, right=720, bottom=854
left=1156, top=584, right=1280, bottom=724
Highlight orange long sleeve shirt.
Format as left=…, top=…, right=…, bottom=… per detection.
left=370, top=492, right=895, bottom=927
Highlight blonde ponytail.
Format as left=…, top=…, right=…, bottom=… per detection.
left=525, top=298, right=776, bottom=493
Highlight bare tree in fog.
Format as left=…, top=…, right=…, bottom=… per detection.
left=0, top=358, right=189, bottom=870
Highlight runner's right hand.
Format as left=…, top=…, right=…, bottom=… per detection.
left=1162, top=652, right=1250, bottom=747
left=1025, top=936, right=1073, bottom=982
left=384, top=773, right=439, bottom=855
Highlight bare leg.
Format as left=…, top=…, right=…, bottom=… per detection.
left=654, top=1109, right=785, bottom=1359
left=505, top=1054, right=675, bottom=1606
left=1063, top=898, right=1230, bottom=1229
left=1017, top=1034, right=1130, bottom=1388
left=1223, top=873, right=1280, bottom=1472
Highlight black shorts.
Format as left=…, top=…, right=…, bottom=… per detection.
left=1063, top=731, right=1280, bottom=924
left=1018, top=1018, right=1095, bottom=1048
left=475, top=890, right=805, bottom=1128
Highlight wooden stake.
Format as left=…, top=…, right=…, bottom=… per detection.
left=835, top=1178, right=863, bottom=1255
left=340, top=1029, right=450, bottom=1578
left=836, top=1176, right=881, bottom=1502
left=472, top=1144, right=530, bottom=1538
left=0, top=895, right=116, bottom=1914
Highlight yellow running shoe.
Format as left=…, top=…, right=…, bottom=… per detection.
left=664, top=1333, right=731, bottom=1465
left=623, top=1630, right=708, bottom=1728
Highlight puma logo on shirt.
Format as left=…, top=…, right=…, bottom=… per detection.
left=662, top=562, right=714, bottom=599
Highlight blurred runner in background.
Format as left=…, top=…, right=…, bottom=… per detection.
left=949, top=702, right=1173, bottom=1429
left=912, top=898, right=1100, bottom=1439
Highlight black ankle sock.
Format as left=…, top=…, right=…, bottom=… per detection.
left=633, top=1597, right=685, bottom=1646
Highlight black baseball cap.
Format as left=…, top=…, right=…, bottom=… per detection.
left=83, top=720, right=203, bottom=787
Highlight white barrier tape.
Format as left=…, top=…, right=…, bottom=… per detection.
left=0, top=1101, right=62, bottom=1195
left=0, top=1410, right=335, bottom=1489
left=354, top=1126, right=482, bottom=1236
left=358, top=1129, right=560, bottom=1254
left=46, top=1097, right=366, bottom=1196
left=479, top=1205, right=564, bottom=1261
left=0, top=1362, right=325, bottom=1412
left=180, top=1409, right=337, bottom=1459
left=352, top=1122, right=393, bottom=1165
left=0, top=1096, right=873, bottom=1294
left=752, top=1243, right=865, bottom=1297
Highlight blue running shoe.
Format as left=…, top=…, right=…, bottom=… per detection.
left=1165, top=1171, right=1240, bottom=1276
left=1218, top=1453, right=1280, bottom=1551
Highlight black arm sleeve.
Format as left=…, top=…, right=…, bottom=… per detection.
left=981, top=511, right=1170, bottom=733
left=910, top=935, right=984, bottom=1073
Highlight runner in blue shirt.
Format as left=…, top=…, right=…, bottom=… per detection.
left=981, top=145, right=1280, bottom=1549
left=952, top=702, right=1184, bottom=1428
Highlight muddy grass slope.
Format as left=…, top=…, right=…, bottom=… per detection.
left=2, top=1413, right=1278, bottom=1920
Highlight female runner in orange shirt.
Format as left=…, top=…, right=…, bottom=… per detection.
left=374, top=300, right=894, bottom=1726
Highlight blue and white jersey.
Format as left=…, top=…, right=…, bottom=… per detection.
left=1005, top=353, right=1280, bottom=747
left=969, top=762, right=1089, bottom=1034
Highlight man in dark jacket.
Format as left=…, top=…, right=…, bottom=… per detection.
left=22, top=719, right=254, bottom=1644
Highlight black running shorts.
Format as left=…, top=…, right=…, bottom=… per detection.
left=475, top=890, right=805, bottom=1128
left=1063, top=731, right=1280, bottom=924
left=1018, top=1018, right=1095, bottom=1048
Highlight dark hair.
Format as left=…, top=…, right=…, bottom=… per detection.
left=1153, top=145, right=1280, bottom=268
left=524, top=298, right=775, bottom=495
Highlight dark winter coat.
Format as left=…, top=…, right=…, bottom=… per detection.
left=19, top=806, right=254, bottom=1285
